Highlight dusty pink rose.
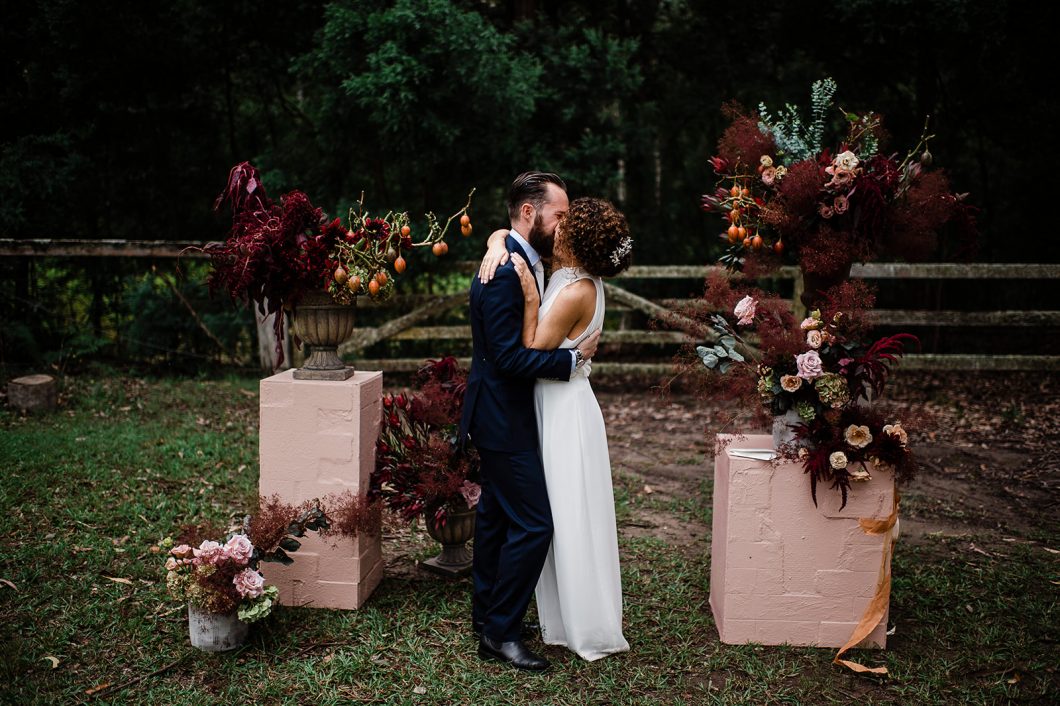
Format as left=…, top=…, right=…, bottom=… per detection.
left=164, top=557, right=179, bottom=571
left=460, top=480, right=482, bottom=509
left=806, top=330, right=823, bottom=349
left=833, top=195, right=849, bottom=214
left=780, top=375, right=802, bottom=393
left=224, top=534, right=254, bottom=566
left=800, top=316, right=821, bottom=330
left=233, top=568, right=265, bottom=599
left=828, top=168, right=855, bottom=187
left=795, top=350, right=824, bottom=380
left=818, top=203, right=834, bottom=219
left=733, top=295, right=757, bottom=326
left=193, top=540, right=224, bottom=565
left=761, top=166, right=776, bottom=186
left=170, top=544, right=193, bottom=559
left=829, top=451, right=848, bottom=470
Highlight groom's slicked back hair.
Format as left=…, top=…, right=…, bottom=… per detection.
left=507, top=171, right=567, bottom=222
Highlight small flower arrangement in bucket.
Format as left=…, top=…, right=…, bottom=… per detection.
left=162, top=501, right=329, bottom=652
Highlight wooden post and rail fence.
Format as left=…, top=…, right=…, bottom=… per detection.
left=3, top=239, right=1058, bottom=375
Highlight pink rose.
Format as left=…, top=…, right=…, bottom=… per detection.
left=761, top=166, right=776, bottom=186
left=170, top=544, right=193, bottom=559
left=233, top=568, right=265, bottom=599
left=224, top=534, right=254, bottom=566
left=806, top=330, right=823, bottom=349
left=164, top=557, right=179, bottom=571
left=193, top=540, right=224, bottom=565
left=733, top=295, right=757, bottom=326
left=828, top=168, right=855, bottom=187
left=460, top=480, right=482, bottom=509
left=800, top=317, right=820, bottom=330
left=795, top=350, right=824, bottom=380
left=833, top=195, right=849, bottom=214
left=818, top=203, right=834, bottom=219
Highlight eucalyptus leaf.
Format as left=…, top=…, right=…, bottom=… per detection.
left=720, top=361, right=733, bottom=374
left=696, top=346, right=710, bottom=357
left=279, top=537, right=301, bottom=553
left=728, top=349, right=745, bottom=363
left=703, top=353, right=718, bottom=368
left=713, top=345, right=728, bottom=357
left=720, top=336, right=736, bottom=348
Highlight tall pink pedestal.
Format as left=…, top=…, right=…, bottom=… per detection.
left=258, top=369, right=384, bottom=610
left=709, top=434, right=893, bottom=648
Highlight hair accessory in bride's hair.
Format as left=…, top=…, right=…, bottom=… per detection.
left=610, top=236, right=633, bottom=266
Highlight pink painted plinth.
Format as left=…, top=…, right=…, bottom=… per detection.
left=709, top=434, right=893, bottom=648
left=258, top=369, right=384, bottom=610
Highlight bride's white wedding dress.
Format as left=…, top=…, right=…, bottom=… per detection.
left=533, top=266, right=629, bottom=661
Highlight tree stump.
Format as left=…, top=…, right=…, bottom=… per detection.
left=7, top=374, right=57, bottom=413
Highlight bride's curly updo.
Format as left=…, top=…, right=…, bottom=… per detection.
left=561, top=198, right=633, bottom=277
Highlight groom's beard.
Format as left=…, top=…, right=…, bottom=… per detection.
left=527, top=212, right=555, bottom=258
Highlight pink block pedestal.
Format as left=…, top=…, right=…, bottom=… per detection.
left=258, top=369, right=384, bottom=610
left=709, top=434, right=893, bottom=648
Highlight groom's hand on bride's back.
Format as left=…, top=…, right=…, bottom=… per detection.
left=577, top=329, right=600, bottom=360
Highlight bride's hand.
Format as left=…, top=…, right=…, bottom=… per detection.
left=478, top=229, right=511, bottom=284
left=511, top=257, right=539, bottom=304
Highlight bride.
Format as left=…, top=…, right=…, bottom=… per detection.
left=482, top=197, right=632, bottom=661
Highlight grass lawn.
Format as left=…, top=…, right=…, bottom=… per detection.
left=1, top=373, right=1056, bottom=704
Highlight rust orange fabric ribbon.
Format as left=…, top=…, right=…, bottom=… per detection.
left=833, top=486, right=900, bottom=675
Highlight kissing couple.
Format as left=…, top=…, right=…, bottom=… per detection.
left=458, top=171, right=634, bottom=671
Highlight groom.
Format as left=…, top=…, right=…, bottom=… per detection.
left=458, top=171, right=600, bottom=671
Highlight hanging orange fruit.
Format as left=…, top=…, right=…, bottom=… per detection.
left=368, top=279, right=380, bottom=296
left=394, top=256, right=407, bottom=274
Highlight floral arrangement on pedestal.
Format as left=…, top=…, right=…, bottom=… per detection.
left=205, top=162, right=474, bottom=365
left=700, top=78, right=976, bottom=299
left=371, top=356, right=479, bottom=527
left=680, top=275, right=919, bottom=507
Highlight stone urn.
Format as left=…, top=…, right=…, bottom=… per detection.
left=289, top=290, right=356, bottom=380
left=420, top=507, right=476, bottom=577
left=187, top=605, right=248, bottom=652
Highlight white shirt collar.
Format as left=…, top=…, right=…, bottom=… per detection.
left=508, top=228, right=542, bottom=269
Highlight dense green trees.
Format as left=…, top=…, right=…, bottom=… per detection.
left=2, top=0, right=1055, bottom=366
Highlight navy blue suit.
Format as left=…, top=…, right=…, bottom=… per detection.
left=458, top=235, right=571, bottom=642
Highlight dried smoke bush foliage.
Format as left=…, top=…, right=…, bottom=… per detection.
left=320, top=491, right=382, bottom=538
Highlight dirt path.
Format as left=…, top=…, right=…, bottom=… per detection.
left=598, top=371, right=1060, bottom=552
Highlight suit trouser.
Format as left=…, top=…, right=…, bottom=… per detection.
left=472, top=446, right=554, bottom=642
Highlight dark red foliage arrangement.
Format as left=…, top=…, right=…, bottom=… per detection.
left=676, top=275, right=921, bottom=508
left=701, top=81, right=977, bottom=275
left=371, top=357, right=479, bottom=526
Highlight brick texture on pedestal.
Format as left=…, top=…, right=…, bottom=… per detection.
left=259, top=369, right=384, bottom=610
left=709, top=434, right=893, bottom=648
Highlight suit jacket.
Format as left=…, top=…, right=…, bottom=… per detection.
left=458, top=235, right=572, bottom=452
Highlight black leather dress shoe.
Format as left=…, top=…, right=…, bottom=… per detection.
left=478, top=636, right=550, bottom=671
left=473, top=621, right=539, bottom=639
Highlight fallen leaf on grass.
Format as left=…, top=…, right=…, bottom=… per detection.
left=103, top=576, right=134, bottom=586
left=413, top=686, right=427, bottom=695
left=1007, top=673, right=1021, bottom=684
left=1043, top=547, right=1060, bottom=555
left=643, top=485, right=655, bottom=495
left=84, top=683, right=111, bottom=696
left=42, top=656, right=59, bottom=669
left=0, top=579, right=17, bottom=590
